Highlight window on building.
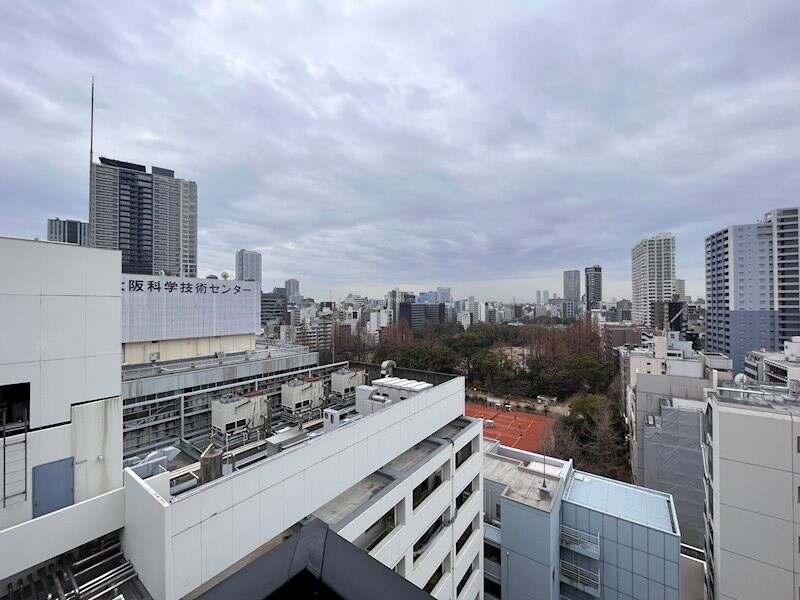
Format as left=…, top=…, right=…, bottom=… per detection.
left=0, top=382, right=30, bottom=432
left=484, top=542, right=501, bottom=564
left=484, top=578, right=501, bottom=598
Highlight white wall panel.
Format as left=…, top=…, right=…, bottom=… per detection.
left=232, top=494, right=262, bottom=557
left=41, top=357, right=85, bottom=425
left=85, top=353, right=121, bottom=401
left=41, top=295, right=86, bottom=360
left=85, top=296, right=121, bottom=356
left=201, top=509, right=233, bottom=584
left=0, top=295, right=40, bottom=364
left=41, top=243, right=86, bottom=296
left=0, top=488, right=124, bottom=582
left=85, top=248, right=122, bottom=296
left=0, top=238, right=42, bottom=295
left=170, top=525, right=202, bottom=598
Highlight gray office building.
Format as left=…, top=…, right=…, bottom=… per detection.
left=235, top=249, right=262, bottom=282
left=47, top=218, right=89, bottom=246
left=563, top=270, right=581, bottom=304
left=705, top=208, right=798, bottom=372
left=89, top=158, right=197, bottom=276
left=585, top=265, right=603, bottom=310
left=483, top=440, right=681, bottom=600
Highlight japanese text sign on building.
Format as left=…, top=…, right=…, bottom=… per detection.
left=122, top=280, right=251, bottom=294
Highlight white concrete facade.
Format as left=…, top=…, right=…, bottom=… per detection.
left=123, top=377, right=476, bottom=600
left=704, top=383, right=800, bottom=600
left=0, top=237, right=123, bottom=581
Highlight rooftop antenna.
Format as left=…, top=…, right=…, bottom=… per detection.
left=89, top=76, right=95, bottom=167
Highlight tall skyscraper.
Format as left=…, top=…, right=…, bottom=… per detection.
left=436, top=286, right=451, bottom=304
left=673, top=277, right=686, bottom=300
left=47, top=218, right=89, bottom=246
left=536, top=290, right=542, bottom=305
left=89, top=158, right=197, bottom=276
left=543, top=290, right=550, bottom=303
left=563, top=270, right=581, bottom=304
left=585, top=265, right=603, bottom=310
left=706, top=208, right=799, bottom=372
left=236, top=249, right=262, bottom=282
left=631, top=233, right=675, bottom=326
left=285, top=278, right=300, bottom=297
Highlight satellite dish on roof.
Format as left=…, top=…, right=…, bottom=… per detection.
left=221, top=272, right=229, bottom=280
left=734, top=373, right=746, bottom=386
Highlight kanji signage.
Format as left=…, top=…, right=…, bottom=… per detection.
left=122, top=280, right=251, bottom=294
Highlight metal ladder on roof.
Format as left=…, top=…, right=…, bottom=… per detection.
left=2, top=409, right=28, bottom=508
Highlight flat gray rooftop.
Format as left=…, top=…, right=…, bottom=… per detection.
left=483, top=453, right=562, bottom=513
left=433, top=419, right=470, bottom=440
left=313, top=473, right=393, bottom=525
left=565, top=471, right=676, bottom=534
left=386, top=441, right=438, bottom=472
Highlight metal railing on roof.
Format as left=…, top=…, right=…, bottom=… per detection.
left=121, top=346, right=310, bottom=380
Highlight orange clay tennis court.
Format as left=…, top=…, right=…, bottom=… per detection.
left=465, top=402, right=555, bottom=453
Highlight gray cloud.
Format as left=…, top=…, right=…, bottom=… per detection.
left=1, top=0, right=798, bottom=301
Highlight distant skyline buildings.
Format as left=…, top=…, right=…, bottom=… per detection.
left=706, top=208, right=800, bottom=372
left=631, top=233, right=676, bottom=327
left=47, top=218, right=88, bottom=246
left=235, top=248, right=262, bottom=283
left=585, top=265, right=602, bottom=310
left=89, top=157, right=197, bottom=277
left=563, top=270, right=581, bottom=304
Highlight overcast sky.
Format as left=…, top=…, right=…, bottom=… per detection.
left=1, top=1, right=798, bottom=302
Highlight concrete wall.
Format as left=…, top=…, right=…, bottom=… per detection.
left=124, top=377, right=467, bottom=600
left=0, top=238, right=121, bottom=530
left=501, top=500, right=555, bottom=600
left=0, top=238, right=120, bottom=430
left=71, top=396, right=123, bottom=502
left=123, top=469, right=171, bottom=600
left=0, top=487, right=124, bottom=584
left=123, top=333, right=255, bottom=365
left=713, top=405, right=800, bottom=600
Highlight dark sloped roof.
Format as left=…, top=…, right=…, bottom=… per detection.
left=192, top=518, right=432, bottom=600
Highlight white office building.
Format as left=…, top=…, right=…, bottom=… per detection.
left=0, top=236, right=484, bottom=600
left=703, top=379, right=800, bottom=600
left=744, top=336, right=800, bottom=384
left=122, top=374, right=482, bottom=600
left=0, top=237, right=126, bottom=596
left=632, top=233, right=676, bottom=327
left=235, top=248, right=262, bottom=283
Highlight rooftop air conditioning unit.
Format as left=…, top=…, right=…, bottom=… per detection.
left=149, top=352, right=160, bottom=362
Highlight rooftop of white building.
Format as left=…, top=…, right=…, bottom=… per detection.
left=482, top=439, right=569, bottom=513
left=314, top=417, right=479, bottom=530
left=563, top=471, right=678, bottom=534
left=710, top=380, right=800, bottom=416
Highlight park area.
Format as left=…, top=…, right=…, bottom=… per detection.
left=464, top=402, right=555, bottom=453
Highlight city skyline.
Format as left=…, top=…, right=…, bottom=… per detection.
left=2, top=1, right=798, bottom=301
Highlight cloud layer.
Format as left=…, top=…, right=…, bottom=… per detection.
left=1, top=0, right=798, bottom=301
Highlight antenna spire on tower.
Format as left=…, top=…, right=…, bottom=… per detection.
left=89, top=76, right=95, bottom=166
